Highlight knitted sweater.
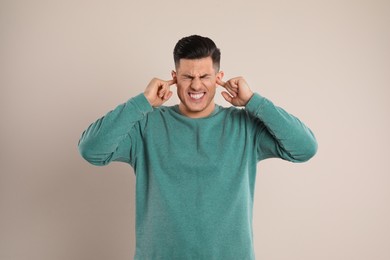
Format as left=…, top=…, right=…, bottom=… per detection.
left=78, top=93, right=317, bottom=260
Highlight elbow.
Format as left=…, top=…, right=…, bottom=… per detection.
left=294, top=136, right=318, bottom=162
left=78, top=139, right=112, bottom=166
left=300, top=139, right=318, bottom=162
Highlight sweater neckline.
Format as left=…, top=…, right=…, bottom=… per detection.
left=170, top=104, right=222, bottom=120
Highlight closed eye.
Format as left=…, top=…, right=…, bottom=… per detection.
left=182, top=75, right=194, bottom=80
left=180, top=74, right=212, bottom=80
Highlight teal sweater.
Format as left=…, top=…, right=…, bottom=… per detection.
left=78, top=93, right=317, bottom=260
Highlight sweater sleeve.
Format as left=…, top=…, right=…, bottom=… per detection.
left=78, top=93, right=153, bottom=166
left=245, top=93, right=318, bottom=162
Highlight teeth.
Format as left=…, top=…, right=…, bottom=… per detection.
left=189, top=93, right=204, bottom=99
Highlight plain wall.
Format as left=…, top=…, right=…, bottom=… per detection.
left=1, top=0, right=389, bottom=259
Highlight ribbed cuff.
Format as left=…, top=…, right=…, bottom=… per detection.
left=130, top=93, right=153, bottom=115
left=245, top=93, right=268, bottom=116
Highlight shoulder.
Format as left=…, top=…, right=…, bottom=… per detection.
left=142, top=105, right=177, bottom=122
left=151, top=105, right=177, bottom=116
left=218, top=105, right=253, bottom=119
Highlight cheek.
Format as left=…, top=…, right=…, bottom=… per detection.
left=178, top=80, right=192, bottom=89
left=203, top=79, right=216, bottom=89
left=176, top=83, right=187, bottom=96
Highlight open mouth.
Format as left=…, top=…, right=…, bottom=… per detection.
left=189, top=92, right=205, bottom=100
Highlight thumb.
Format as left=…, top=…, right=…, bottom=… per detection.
left=221, top=91, right=233, bottom=104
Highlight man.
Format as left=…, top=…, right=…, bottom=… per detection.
left=78, top=35, right=317, bottom=259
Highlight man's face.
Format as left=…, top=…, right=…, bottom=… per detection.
left=172, top=57, right=223, bottom=118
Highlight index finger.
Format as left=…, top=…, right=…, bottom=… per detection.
left=167, top=78, right=176, bottom=86
left=216, top=78, right=226, bottom=87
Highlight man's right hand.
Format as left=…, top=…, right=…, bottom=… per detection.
left=144, top=78, right=176, bottom=107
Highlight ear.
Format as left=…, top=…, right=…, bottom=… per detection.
left=171, top=70, right=177, bottom=80
left=216, top=71, right=224, bottom=81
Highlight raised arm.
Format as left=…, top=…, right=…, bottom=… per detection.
left=217, top=77, right=317, bottom=162
left=78, top=78, right=175, bottom=166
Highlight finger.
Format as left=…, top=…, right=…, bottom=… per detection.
left=221, top=91, right=233, bottom=103
left=216, top=78, right=226, bottom=87
left=227, top=79, right=239, bottom=90
left=218, top=80, right=236, bottom=97
left=161, top=80, right=174, bottom=98
left=163, top=87, right=172, bottom=99
left=221, top=79, right=238, bottom=93
left=167, top=79, right=176, bottom=86
left=158, top=87, right=165, bottom=98
left=164, top=91, right=173, bottom=100
left=224, top=83, right=237, bottom=97
left=158, top=85, right=169, bottom=98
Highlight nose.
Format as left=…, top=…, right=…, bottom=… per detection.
left=190, top=77, right=202, bottom=91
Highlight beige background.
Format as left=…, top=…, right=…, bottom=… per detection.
left=1, top=0, right=389, bottom=259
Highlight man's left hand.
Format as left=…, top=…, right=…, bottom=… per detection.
left=217, top=77, right=254, bottom=106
